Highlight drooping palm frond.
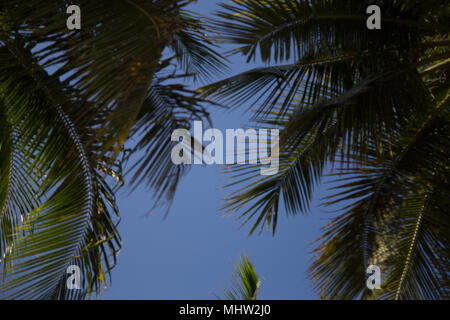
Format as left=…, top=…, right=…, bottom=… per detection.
left=1, top=0, right=223, bottom=152
left=170, top=10, right=228, bottom=82
left=218, top=64, right=432, bottom=235
left=212, top=0, right=448, bottom=63
left=127, top=71, right=211, bottom=213
left=203, top=0, right=447, bottom=121
left=310, top=89, right=450, bottom=300
left=207, top=0, right=444, bottom=72
left=1, top=0, right=225, bottom=299
left=0, top=34, right=122, bottom=299
left=221, top=254, right=261, bottom=300
left=203, top=0, right=450, bottom=299
left=1, top=0, right=174, bottom=152
left=220, top=101, right=338, bottom=235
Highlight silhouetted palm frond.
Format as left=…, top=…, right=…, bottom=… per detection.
left=203, top=0, right=450, bottom=299
left=0, top=0, right=224, bottom=299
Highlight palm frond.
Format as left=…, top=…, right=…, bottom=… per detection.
left=0, top=0, right=226, bottom=298
left=310, top=90, right=450, bottom=299
left=0, top=35, right=121, bottom=299
left=211, top=0, right=443, bottom=63
left=127, top=77, right=210, bottom=214
left=206, top=0, right=449, bottom=299
left=222, top=254, right=261, bottom=300
left=171, top=10, right=228, bottom=82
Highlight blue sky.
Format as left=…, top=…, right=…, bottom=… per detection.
left=100, top=0, right=333, bottom=300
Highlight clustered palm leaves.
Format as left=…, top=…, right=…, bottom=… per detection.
left=0, top=0, right=448, bottom=300
left=220, top=254, right=261, bottom=300
left=0, top=0, right=223, bottom=299
left=200, top=0, right=449, bottom=299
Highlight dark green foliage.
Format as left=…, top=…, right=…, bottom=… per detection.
left=201, top=0, right=450, bottom=299
left=0, top=0, right=224, bottom=299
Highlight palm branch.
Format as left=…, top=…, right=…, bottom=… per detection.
left=220, top=254, right=261, bottom=300
left=0, top=0, right=224, bottom=299
left=201, top=0, right=450, bottom=299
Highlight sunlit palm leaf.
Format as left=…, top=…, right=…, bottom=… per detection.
left=222, top=254, right=261, bottom=300
left=0, top=35, right=121, bottom=299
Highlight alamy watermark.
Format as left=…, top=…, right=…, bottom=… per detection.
left=66, top=265, right=81, bottom=290
left=66, top=5, right=81, bottom=30
left=366, top=265, right=381, bottom=290
left=66, top=263, right=382, bottom=290
left=66, top=4, right=381, bottom=31
left=170, top=121, right=279, bottom=175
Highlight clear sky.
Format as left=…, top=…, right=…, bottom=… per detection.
left=100, top=0, right=332, bottom=300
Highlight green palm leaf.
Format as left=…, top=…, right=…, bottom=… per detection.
left=205, top=0, right=450, bottom=299
left=1, top=0, right=225, bottom=299
left=222, top=254, right=261, bottom=300
left=0, top=36, right=122, bottom=298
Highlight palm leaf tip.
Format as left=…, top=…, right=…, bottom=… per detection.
left=222, top=254, right=261, bottom=300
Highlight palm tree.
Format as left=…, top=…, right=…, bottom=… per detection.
left=200, top=0, right=449, bottom=299
left=219, top=254, right=261, bottom=300
left=0, top=0, right=224, bottom=299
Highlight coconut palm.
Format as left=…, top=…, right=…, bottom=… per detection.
left=0, top=0, right=224, bottom=299
left=219, top=254, right=261, bottom=300
left=200, top=0, right=449, bottom=299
